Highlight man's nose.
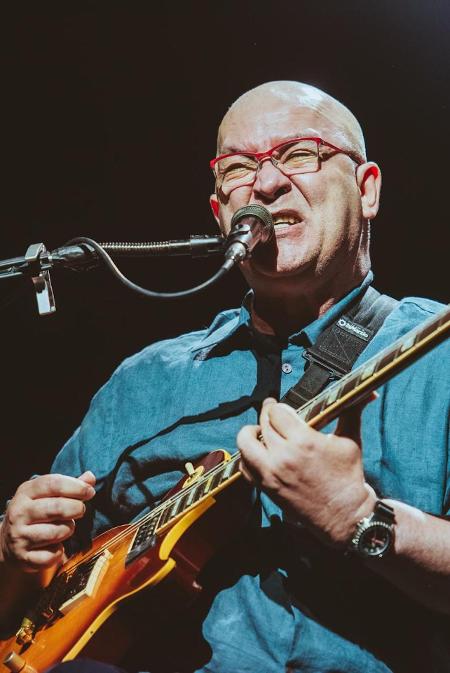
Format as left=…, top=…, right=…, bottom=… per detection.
left=252, top=158, right=292, bottom=201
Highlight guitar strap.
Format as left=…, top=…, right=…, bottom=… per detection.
left=281, top=286, right=399, bottom=409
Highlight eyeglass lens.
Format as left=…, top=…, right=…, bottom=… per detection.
left=215, top=139, right=320, bottom=194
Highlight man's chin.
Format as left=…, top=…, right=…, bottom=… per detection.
left=243, top=254, right=313, bottom=281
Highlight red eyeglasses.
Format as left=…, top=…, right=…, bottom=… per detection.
left=210, top=136, right=363, bottom=195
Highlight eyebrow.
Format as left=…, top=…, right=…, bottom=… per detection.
left=218, top=130, right=320, bottom=155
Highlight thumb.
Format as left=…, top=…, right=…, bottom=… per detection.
left=78, top=470, right=96, bottom=487
left=334, top=392, right=378, bottom=446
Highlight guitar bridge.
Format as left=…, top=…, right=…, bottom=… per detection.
left=58, top=550, right=112, bottom=615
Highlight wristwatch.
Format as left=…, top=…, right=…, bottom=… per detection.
left=348, top=500, right=396, bottom=559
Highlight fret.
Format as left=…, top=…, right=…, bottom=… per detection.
left=325, top=381, right=340, bottom=405
left=221, top=460, right=235, bottom=481
left=175, top=493, right=189, bottom=513
left=399, top=334, right=415, bottom=353
left=420, top=319, right=441, bottom=340
left=179, top=462, right=239, bottom=510
left=187, top=484, right=201, bottom=504
left=193, top=481, right=207, bottom=502
left=374, top=350, right=395, bottom=374
left=303, top=400, right=326, bottom=423
left=158, top=502, right=174, bottom=526
left=202, top=474, right=214, bottom=495
left=183, top=484, right=199, bottom=508
left=229, top=456, right=241, bottom=475
left=152, top=461, right=244, bottom=529
left=153, top=507, right=164, bottom=531
left=437, top=312, right=450, bottom=329
left=208, top=471, right=223, bottom=492
left=359, top=359, right=377, bottom=381
left=169, top=495, right=185, bottom=519
left=338, top=375, right=359, bottom=399
left=296, top=404, right=312, bottom=421
left=316, top=391, right=333, bottom=412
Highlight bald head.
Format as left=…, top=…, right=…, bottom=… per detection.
left=217, top=81, right=366, bottom=163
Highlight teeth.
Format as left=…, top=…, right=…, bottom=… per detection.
left=273, top=217, right=299, bottom=226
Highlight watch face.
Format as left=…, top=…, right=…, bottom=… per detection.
left=359, top=522, right=393, bottom=557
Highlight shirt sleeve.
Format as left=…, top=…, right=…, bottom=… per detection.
left=51, top=371, right=118, bottom=545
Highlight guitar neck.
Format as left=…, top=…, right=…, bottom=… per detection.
left=298, top=304, right=450, bottom=430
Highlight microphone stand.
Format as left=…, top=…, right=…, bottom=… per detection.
left=0, top=236, right=225, bottom=316
left=0, top=205, right=272, bottom=314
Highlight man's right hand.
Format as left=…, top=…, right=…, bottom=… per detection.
left=0, top=472, right=96, bottom=572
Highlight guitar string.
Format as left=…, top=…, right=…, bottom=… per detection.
left=62, top=376, right=341, bottom=576
left=56, top=315, right=448, bottom=591
left=61, top=450, right=244, bottom=577
left=56, top=342, right=402, bottom=578
left=58, top=336, right=409, bottom=577
left=58, top=314, right=447, bottom=580
left=60, top=357, right=372, bottom=577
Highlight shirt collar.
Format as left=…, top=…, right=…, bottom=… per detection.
left=300, top=270, right=374, bottom=347
left=192, top=271, right=374, bottom=354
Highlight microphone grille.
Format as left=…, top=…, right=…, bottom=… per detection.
left=230, top=204, right=273, bottom=230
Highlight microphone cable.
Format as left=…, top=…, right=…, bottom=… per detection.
left=65, top=235, right=233, bottom=300
left=64, top=205, right=273, bottom=300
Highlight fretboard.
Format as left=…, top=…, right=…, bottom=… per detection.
left=298, top=303, right=449, bottom=429
left=127, top=304, right=449, bottom=563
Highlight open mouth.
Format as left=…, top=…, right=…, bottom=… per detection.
left=273, top=216, right=302, bottom=230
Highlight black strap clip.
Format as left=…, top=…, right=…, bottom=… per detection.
left=302, top=348, right=347, bottom=381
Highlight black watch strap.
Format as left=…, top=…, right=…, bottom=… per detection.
left=374, top=500, right=395, bottom=524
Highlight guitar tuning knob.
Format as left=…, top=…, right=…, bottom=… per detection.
left=184, top=462, right=195, bottom=476
left=183, top=461, right=204, bottom=487
left=3, top=652, right=37, bottom=673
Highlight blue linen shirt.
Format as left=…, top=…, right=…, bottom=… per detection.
left=52, top=275, right=450, bottom=673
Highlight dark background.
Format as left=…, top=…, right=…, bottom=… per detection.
left=1, top=1, right=449, bottom=502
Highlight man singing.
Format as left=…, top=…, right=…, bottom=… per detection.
left=1, top=81, right=449, bottom=673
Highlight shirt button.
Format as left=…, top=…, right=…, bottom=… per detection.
left=282, top=363, right=293, bottom=374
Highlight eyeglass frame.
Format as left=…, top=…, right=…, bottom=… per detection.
left=210, top=136, right=364, bottom=192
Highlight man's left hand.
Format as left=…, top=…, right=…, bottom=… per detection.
left=237, top=397, right=377, bottom=547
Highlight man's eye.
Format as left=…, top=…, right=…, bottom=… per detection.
left=285, top=150, right=315, bottom=161
left=221, top=162, right=255, bottom=179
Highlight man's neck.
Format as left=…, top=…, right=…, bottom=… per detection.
left=249, top=272, right=367, bottom=337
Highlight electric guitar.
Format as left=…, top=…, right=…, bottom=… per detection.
left=0, top=305, right=449, bottom=673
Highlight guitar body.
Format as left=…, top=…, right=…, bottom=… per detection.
left=0, top=450, right=250, bottom=673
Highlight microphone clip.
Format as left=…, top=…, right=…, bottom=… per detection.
left=25, top=243, right=56, bottom=315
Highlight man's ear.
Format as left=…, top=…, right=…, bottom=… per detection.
left=356, top=162, right=382, bottom=220
left=209, top=193, right=220, bottom=224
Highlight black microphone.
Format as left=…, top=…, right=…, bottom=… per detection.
left=223, top=204, right=274, bottom=267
